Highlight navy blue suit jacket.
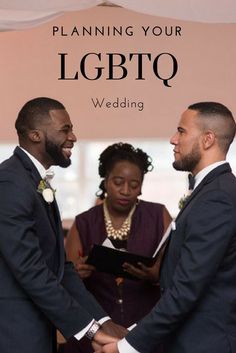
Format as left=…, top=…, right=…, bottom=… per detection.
left=126, top=163, right=236, bottom=353
left=0, top=147, right=106, bottom=353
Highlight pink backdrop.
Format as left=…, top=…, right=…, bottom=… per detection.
left=0, top=6, right=235, bottom=141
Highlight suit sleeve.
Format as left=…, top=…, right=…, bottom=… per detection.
left=0, top=174, right=105, bottom=339
left=61, top=260, right=107, bottom=321
left=125, top=189, right=236, bottom=353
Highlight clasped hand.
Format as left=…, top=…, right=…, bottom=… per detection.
left=93, top=320, right=127, bottom=353
left=92, top=333, right=119, bottom=353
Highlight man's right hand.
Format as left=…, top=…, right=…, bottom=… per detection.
left=92, top=329, right=119, bottom=353
left=95, top=341, right=119, bottom=353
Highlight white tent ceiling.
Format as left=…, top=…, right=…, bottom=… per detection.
left=0, top=0, right=235, bottom=31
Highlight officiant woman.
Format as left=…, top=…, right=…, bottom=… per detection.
left=64, top=142, right=171, bottom=353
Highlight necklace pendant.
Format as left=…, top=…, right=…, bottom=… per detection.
left=103, top=200, right=136, bottom=241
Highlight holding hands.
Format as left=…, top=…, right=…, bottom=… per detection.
left=94, top=341, right=119, bottom=353
left=92, top=320, right=127, bottom=353
left=92, top=330, right=119, bottom=353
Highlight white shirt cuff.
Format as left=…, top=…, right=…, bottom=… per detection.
left=74, top=319, right=94, bottom=341
left=98, top=316, right=111, bottom=325
left=74, top=316, right=110, bottom=341
left=118, top=338, right=140, bottom=353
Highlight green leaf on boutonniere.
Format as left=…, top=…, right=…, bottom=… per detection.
left=178, top=190, right=192, bottom=210
left=178, top=195, right=188, bottom=209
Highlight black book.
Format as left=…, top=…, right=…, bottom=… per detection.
left=86, top=244, right=156, bottom=280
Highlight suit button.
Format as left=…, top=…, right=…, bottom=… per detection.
left=160, top=287, right=165, bottom=294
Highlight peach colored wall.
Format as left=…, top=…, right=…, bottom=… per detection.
left=0, top=6, right=235, bottom=142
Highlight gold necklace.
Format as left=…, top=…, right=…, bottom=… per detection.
left=103, top=199, right=136, bottom=241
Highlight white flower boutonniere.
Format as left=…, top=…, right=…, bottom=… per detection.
left=37, top=179, right=56, bottom=204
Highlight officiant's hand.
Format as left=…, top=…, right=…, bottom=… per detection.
left=75, top=255, right=96, bottom=279
left=123, top=257, right=161, bottom=283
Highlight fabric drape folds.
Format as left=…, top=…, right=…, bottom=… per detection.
left=0, top=0, right=236, bottom=31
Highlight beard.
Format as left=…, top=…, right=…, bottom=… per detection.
left=45, top=136, right=71, bottom=168
left=173, top=142, right=201, bottom=172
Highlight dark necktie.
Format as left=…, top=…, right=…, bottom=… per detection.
left=188, top=173, right=195, bottom=191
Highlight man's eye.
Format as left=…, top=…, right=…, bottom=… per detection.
left=61, top=128, right=70, bottom=133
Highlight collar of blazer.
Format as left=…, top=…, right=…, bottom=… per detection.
left=175, top=162, right=232, bottom=221
left=14, top=146, right=58, bottom=216
left=14, top=146, right=42, bottom=186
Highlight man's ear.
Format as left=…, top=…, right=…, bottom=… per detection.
left=28, top=130, right=42, bottom=143
left=202, top=130, right=215, bottom=150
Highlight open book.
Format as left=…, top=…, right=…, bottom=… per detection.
left=86, top=222, right=173, bottom=280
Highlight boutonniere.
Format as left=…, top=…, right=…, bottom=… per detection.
left=178, top=190, right=192, bottom=210
left=37, top=179, right=56, bottom=204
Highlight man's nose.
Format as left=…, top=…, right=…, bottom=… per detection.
left=170, top=132, right=178, bottom=145
left=68, top=131, right=77, bottom=142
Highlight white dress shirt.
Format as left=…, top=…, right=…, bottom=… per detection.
left=193, top=160, right=226, bottom=189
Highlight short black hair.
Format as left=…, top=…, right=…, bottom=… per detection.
left=188, top=101, right=233, bottom=118
left=15, top=97, right=65, bottom=138
left=96, top=142, right=153, bottom=199
left=188, top=101, right=236, bottom=153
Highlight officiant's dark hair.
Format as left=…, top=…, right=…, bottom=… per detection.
left=15, top=97, right=65, bottom=138
left=96, top=142, right=153, bottom=200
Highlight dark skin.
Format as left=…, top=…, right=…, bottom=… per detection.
left=20, top=108, right=127, bottom=342
left=122, top=241, right=167, bottom=282
left=19, top=109, right=77, bottom=169
left=66, top=160, right=171, bottom=283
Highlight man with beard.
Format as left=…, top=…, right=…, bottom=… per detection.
left=0, top=97, right=126, bottom=353
left=98, top=102, right=236, bottom=353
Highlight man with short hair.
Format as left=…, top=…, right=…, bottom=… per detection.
left=0, top=97, right=124, bottom=353
left=99, top=102, right=236, bottom=353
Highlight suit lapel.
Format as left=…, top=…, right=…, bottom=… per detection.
left=176, top=163, right=232, bottom=221
left=14, top=147, right=60, bottom=234
left=14, top=147, right=65, bottom=279
left=14, top=146, right=42, bottom=185
left=52, top=199, right=65, bottom=281
left=161, top=163, right=232, bottom=286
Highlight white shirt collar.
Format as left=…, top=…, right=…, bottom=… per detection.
left=194, top=161, right=227, bottom=189
left=19, top=146, right=52, bottom=180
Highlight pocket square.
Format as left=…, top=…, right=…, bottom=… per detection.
left=171, top=221, right=176, bottom=231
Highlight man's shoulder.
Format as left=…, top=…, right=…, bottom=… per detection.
left=0, top=153, right=29, bottom=186
left=0, top=153, right=19, bottom=174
